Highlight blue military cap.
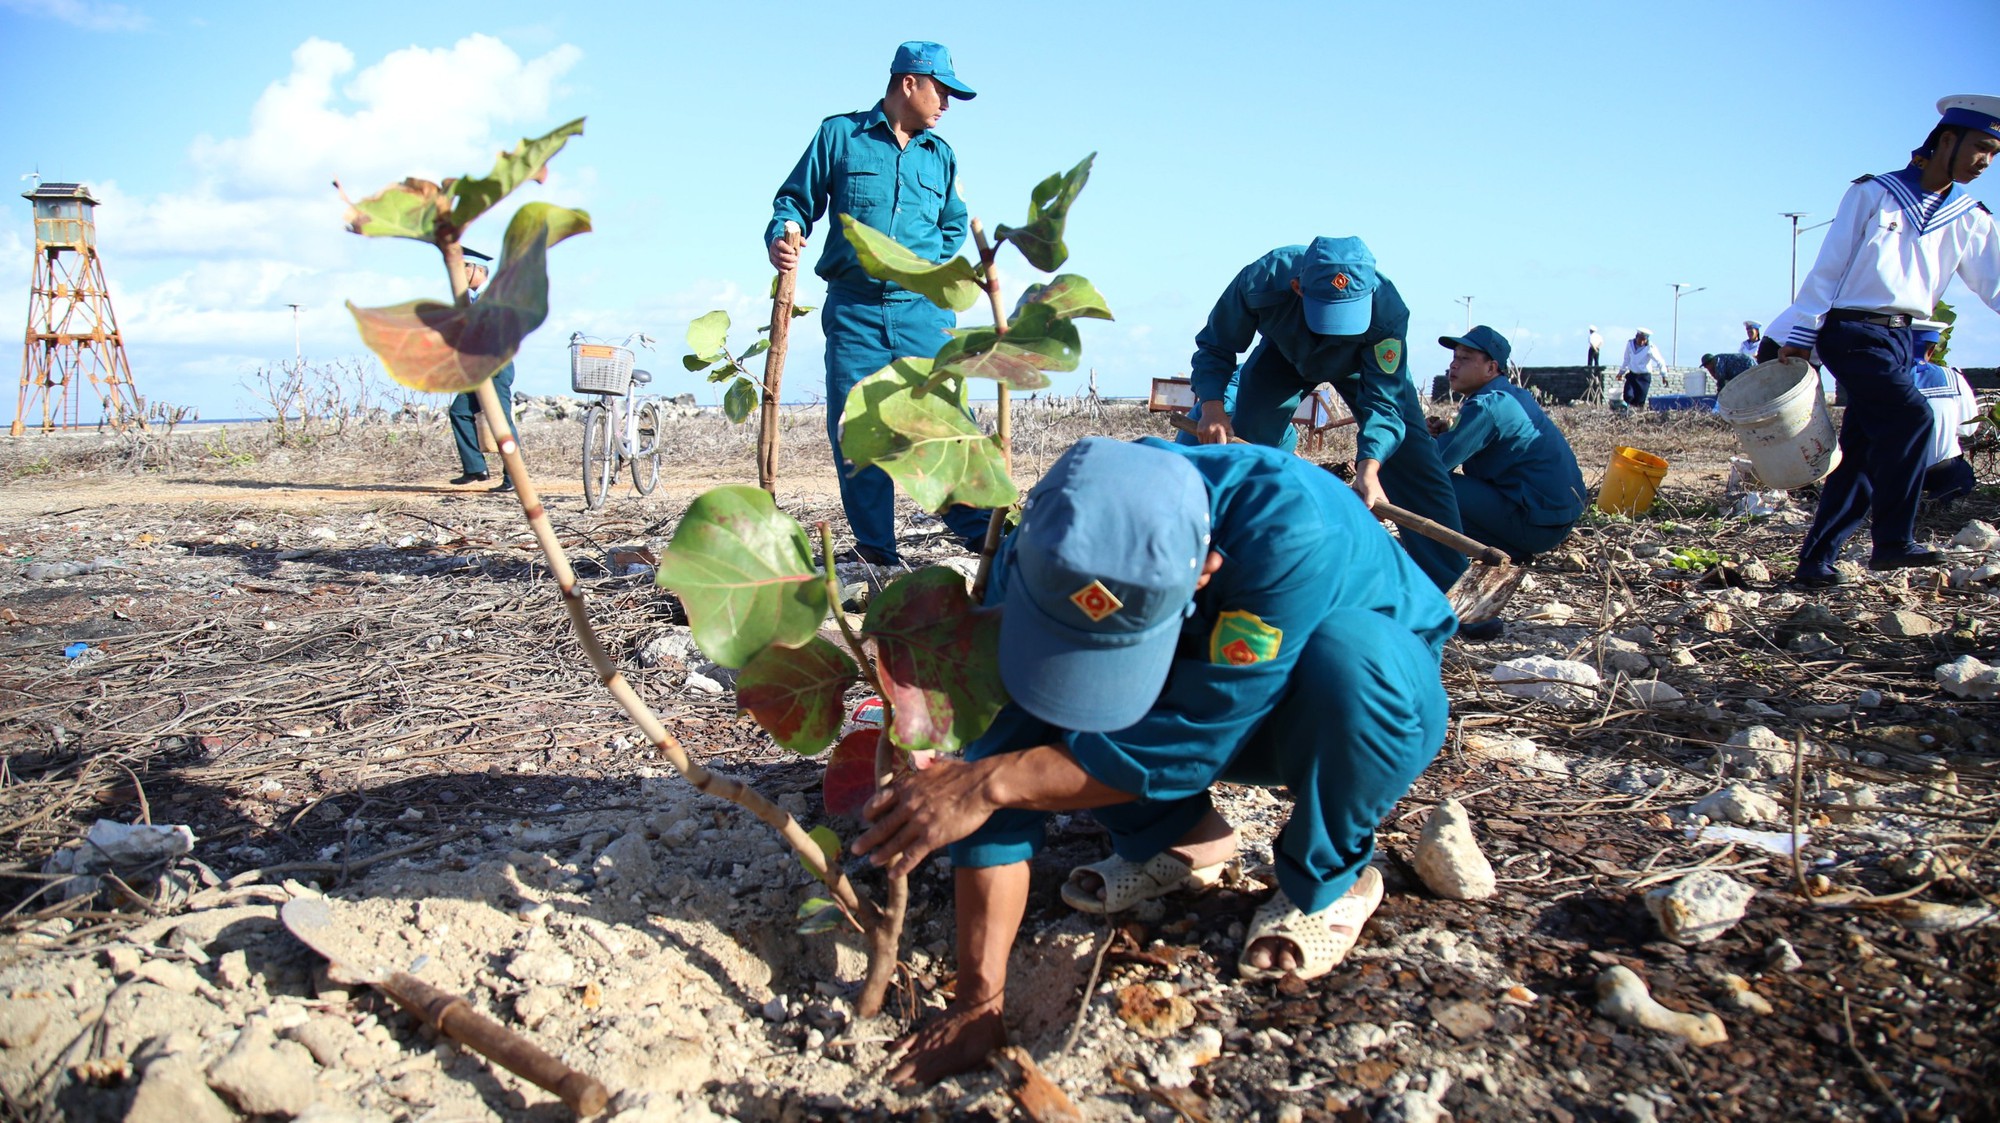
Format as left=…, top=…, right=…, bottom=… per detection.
left=1438, top=325, right=1511, bottom=368
left=1937, top=94, right=2000, bottom=141
left=998, top=438, right=1211, bottom=733
left=1296, top=236, right=1377, bottom=336
left=892, top=41, right=976, bottom=99
left=1914, top=328, right=1942, bottom=344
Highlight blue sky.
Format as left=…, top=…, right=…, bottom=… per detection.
left=3, top=0, right=1999, bottom=421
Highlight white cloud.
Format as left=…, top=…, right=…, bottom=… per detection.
left=0, top=0, right=148, bottom=31
left=64, top=34, right=587, bottom=415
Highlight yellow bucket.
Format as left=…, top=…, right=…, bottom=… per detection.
left=1597, top=446, right=1669, bottom=515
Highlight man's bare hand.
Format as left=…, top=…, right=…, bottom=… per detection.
left=852, top=756, right=995, bottom=878
left=1196, top=399, right=1235, bottom=445
left=1779, top=346, right=1811, bottom=362
left=768, top=221, right=802, bottom=272
left=1351, top=458, right=1388, bottom=512
left=885, top=996, right=1006, bottom=1086
left=1425, top=415, right=1450, bottom=437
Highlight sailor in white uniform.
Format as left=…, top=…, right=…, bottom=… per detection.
left=1773, top=94, right=2000, bottom=586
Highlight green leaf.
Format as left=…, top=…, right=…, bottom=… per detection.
left=797, top=826, right=842, bottom=878
left=342, top=177, right=448, bottom=242
left=741, top=338, right=772, bottom=361
left=687, top=310, right=730, bottom=357
left=839, top=359, right=1019, bottom=513
left=1017, top=274, right=1114, bottom=321
left=994, top=153, right=1094, bottom=272
left=723, top=378, right=758, bottom=423
left=655, top=485, right=828, bottom=668
left=682, top=353, right=716, bottom=372
left=865, top=567, right=1006, bottom=753
left=839, top=216, right=981, bottom=312
left=348, top=201, right=591, bottom=392
left=797, top=896, right=845, bottom=935
left=739, top=637, right=859, bottom=753
left=445, top=118, right=586, bottom=229
left=793, top=304, right=815, bottom=317
left=931, top=302, right=1078, bottom=390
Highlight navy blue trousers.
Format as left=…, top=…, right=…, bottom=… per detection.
left=822, top=290, right=991, bottom=560
left=1451, top=475, right=1576, bottom=562
left=1799, top=319, right=1927, bottom=569
left=1621, top=371, right=1651, bottom=409
left=1225, top=343, right=1468, bottom=591
left=449, top=363, right=516, bottom=477
left=1923, top=456, right=1976, bottom=505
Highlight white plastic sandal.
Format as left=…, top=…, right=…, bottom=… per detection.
left=1238, top=866, right=1384, bottom=982
left=1059, top=850, right=1227, bottom=915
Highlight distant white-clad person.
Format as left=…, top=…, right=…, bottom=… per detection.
left=1740, top=321, right=1764, bottom=357
left=1617, top=329, right=1664, bottom=409
left=1586, top=325, right=1604, bottom=376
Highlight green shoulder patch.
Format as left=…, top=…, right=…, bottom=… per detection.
left=1210, top=610, right=1282, bottom=666
left=1373, top=338, right=1403, bottom=374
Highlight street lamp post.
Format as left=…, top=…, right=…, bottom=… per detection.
left=1455, top=296, right=1474, bottom=331
left=287, top=304, right=303, bottom=369
left=1669, top=282, right=1705, bottom=368
left=1781, top=212, right=1834, bottom=301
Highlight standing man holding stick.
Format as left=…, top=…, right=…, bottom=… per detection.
left=766, top=41, right=993, bottom=566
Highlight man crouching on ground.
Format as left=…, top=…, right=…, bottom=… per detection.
left=851, top=436, right=1455, bottom=1084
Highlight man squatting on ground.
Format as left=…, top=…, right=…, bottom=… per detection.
left=767, top=42, right=991, bottom=566
left=1427, top=325, right=1586, bottom=638
left=1184, top=236, right=1470, bottom=592
left=1700, top=350, right=1754, bottom=392
left=446, top=253, right=517, bottom=492
left=1617, top=328, right=1664, bottom=409
left=1911, top=324, right=1982, bottom=507
left=1774, top=94, right=2000, bottom=587
left=852, top=437, right=1455, bottom=1084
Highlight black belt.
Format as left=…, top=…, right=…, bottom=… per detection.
left=1825, top=309, right=1913, bottom=328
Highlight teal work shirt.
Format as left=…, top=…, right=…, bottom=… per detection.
left=1433, top=377, right=1587, bottom=526
left=1189, top=245, right=1413, bottom=465
left=766, top=104, right=969, bottom=299
left=1014, top=439, right=1455, bottom=802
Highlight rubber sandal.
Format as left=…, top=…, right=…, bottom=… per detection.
left=1059, top=850, right=1227, bottom=915
left=1238, top=866, right=1384, bottom=982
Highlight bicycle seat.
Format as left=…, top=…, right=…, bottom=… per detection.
left=631, top=369, right=653, bottom=386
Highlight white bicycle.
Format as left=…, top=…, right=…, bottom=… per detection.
left=571, top=333, right=666, bottom=510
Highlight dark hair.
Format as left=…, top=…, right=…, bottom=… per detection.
left=1913, top=123, right=1967, bottom=166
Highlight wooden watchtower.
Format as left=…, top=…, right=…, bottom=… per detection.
left=13, top=182, right=143, bottom=435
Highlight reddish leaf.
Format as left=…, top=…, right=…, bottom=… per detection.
left=865, top=567, right=1006, bottom=753
left=823, top=729, right=880, bottom=818
left=737, top=637, right=858, bottom=754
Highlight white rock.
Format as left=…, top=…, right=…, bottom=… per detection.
left=1718, top=973, right=1774, bottom=1016
left=128, top=1055, right=236, bottom=1123
left=208, top=1026, right=318, bottom=1116
left=1950, top=520, right=1999, bottom=551
left=1490, top=657, right=1601, bottom=709
left=1765, top=938, right=1803, bottom=972
left=1935, top=655, right=2000, bottom=700
left=506, top=948, right=577, bottom=986
left=1645, top=870, right=1756, bottom=945
left=1879, top=610, right=1940, bottom=638
left=1689, top=784, right=1782, bottom=826
left=593, top=830, right=656, bottom=887
left=684, top=672, right=725, bottom=696
left=1717, top=725, right=1796, bottom=780
left=1375, top=1091, right=1452, bottom=1123
left=1624, top=680, right=1684, bottom=708
left=1855, top=689, right=1883, bottom=709
left=1462, top=733, right=1537, bottom=763
left=1414, top=799, right=1496, bottom=901
left=1595, top=965, right=1727, bottom=1046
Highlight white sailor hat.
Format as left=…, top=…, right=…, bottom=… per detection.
left=1937, top=94, right=2000, bottom=141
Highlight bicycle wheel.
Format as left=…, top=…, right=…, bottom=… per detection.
left=581, top=402, right=618, bottom=510
left=630, top=399, right=664, bottom=496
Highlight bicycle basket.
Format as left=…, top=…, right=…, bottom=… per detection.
left=571, top=342, right=634, bottom=396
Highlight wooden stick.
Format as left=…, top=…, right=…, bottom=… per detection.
left=379, top=970, right=609, bottom=1115
left=759, top=230, right=804, bottom=494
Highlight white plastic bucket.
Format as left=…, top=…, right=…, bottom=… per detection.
left=1715, top=358, right=1841, bottom=489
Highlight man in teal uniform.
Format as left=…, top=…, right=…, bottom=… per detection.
left=446, top=252, right=517, bottom=492
left=1185, top=236, right=1467, bottom=591
left=766, top=41, right=991, bottom=565
left=851, top=437, right=1454, bottom=1084
left=1429, top=325, right=1587, bottom=563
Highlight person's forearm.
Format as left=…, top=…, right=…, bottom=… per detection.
left=979, top=744, right=1136, bottom=812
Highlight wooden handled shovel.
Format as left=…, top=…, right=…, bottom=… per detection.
left=759, top=229, right=806, bottom=495
left=1164, top=413, right=1522, bottom=623
left=282, top=897, right=611, bottom=1116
